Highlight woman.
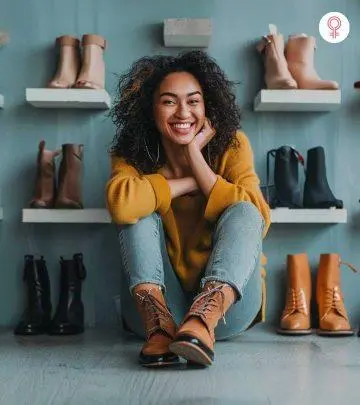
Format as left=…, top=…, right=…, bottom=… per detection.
left=106, top=50, right=271, bottom=367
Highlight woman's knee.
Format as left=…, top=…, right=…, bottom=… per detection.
left=217, top=202, right=264, bottom=233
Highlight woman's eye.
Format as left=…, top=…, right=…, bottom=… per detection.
left=163, top=99, right=175, bottom=105
left=189, top=99, right=200, bottom=105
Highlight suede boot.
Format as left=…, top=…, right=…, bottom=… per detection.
left=75, top=34, right=106, bottom=89
left=286, top=35, right=339, bottom=90
left=257, top=34, right=297, bottom=89
left=49, top=253, right=86, bottom=335
left=316, top=253, right=356, bottom=336
left=14, top=255, right=52, bottom=335
left=277, top=253, right=312, bottom=335
left=55, top=144, right=84, bottom=208
left=47, top=35, right=80, bottom=89
left=169, top=281, right=236, bottom=366
left=30, top=140, right=60, bottom=208
left=303, top=146, right=343, bottom=209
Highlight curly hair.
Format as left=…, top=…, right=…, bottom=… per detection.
left=109, top=50, right=241, bottom=174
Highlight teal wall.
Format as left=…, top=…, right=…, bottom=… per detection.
left=0, top=0, right=359, bottom=328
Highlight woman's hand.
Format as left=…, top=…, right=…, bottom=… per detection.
left=191, top=118, right=216, bottom=151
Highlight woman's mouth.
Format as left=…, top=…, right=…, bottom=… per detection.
left=170, top=122, right=195, bottom=136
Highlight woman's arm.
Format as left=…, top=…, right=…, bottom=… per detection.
left=168, top=177, right=199, bottom=199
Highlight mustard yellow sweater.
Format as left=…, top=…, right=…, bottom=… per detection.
left=106, top=131, right=271, bottom=318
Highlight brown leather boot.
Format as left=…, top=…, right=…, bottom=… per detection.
left=286, top=35, right=339, bottom=90
left=133, top=284, right=179, bottom=367
left=47, top=35, right=80, bottom=89
left=277, top=253, right=312, bottom=335
left=317, top=253, right=356, bottom=336
left=55, top=144, right=84, bottom=209
left=169, top=281, right=236, bottom=366
left=75, top=34, right=106, bottom=89
left=30, top=141, right=60, bottom=208
left=257, top=34, right=298, bottom=89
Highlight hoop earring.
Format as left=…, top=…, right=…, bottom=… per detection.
left=144, top=138, right=160, bottom=165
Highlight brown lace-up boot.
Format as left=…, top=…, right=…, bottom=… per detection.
left=317, top=253, right=356, bottom=336
left=277, top=253, right=312, bottom=335
left=30, top=140, right=60, bottom=208
left=55, top=144, right=84, bottom=208
left=169, top=281, right=236, bottom=366
left=133, top=284, right=180, bottom=367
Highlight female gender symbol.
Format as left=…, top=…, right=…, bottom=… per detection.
left=327, top=16, right=341, bottom=38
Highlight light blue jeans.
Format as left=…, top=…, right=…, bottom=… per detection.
left=117, top=201, right=264, bottom=341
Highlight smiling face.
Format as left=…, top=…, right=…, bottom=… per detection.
left=153, top=71, right=206, bottom=145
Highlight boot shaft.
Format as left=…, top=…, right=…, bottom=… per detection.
left=305, top=147, right=327, bottom=184
left=317, top=253, right=341, bottom=295
left=286, top=36, right=316, bottom=65
left=58, top=253, right=87, bottom=300
left=286, top=253, right=311, bottom=297
left=31, top=141, right=60, bottom=208
left=56, top=144, right=84, bottom=208
left=23, top=254, right=52, bottom=313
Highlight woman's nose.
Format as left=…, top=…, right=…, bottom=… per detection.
left=175, top=102, right=191, bottom=119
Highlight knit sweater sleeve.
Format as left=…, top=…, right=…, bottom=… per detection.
left=204, top=132, right=271, bottom=236
left=106, top=156, right=171, bottom=224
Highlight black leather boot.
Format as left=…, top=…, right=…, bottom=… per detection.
left=266, top=146, right=304, bottom=208
left=49, top=253, right=87, bottom=335
left=14, top=255, right=52, bottom=335
left=303, top=146, right=343, bottom=209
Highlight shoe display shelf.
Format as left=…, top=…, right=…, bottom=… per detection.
left=254, top=90, right=341, bottom=112
left=25, top=88, right=111, bottom=109
left=163, top=18, right=212, bottom=47
left=0, top=94, right=4, bottom=108
left=0, top=207, right=3, bottom=221
left=22, top=208, right=111, bottom=223
left=270, top=208, right=347, bottom=223
left=22, top=208, right=347, bottom=224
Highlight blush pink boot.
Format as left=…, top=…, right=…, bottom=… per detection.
left=48, top=35, right=80, bottom=89
left=286, top=35, right=339, bottom=90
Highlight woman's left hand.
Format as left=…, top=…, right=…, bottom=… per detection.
left=190, top=118, right=216, bottom=151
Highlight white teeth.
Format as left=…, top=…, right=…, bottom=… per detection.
left=172, top=123, right=191, bottom=129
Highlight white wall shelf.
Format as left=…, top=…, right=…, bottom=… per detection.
left=254, top=90, right=341, bottom=112
left=0, top=208, right=3, bottom=220
left=164, top=18, right=212, bottom=47
left=22, top=209, right=111, bottom=223
left=270, top=208, right=347, bottom=223
left=22, top=208, right=346, bottom=224
left=26, top=88, right=111, bottom=109
left=0, top=94, right=4, bottom=108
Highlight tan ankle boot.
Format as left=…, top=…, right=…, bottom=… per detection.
left=169, top=281, right=236, bottom=366
left=317, top=254, right=356, bottom=336
left=75, top=34, right=106, bottom=89
left=55, top=144, right=84, bottom=209
left=30, top=141, right=60, bottom=208
left=133, top=285, right=179, bottom=367
left=277, top=253, right=312, bottom=335
left=48, top=35, right=80, bottom=89
left=257, top=34, right=298, bottom=89
left=286, top=35, right=339, bottom=90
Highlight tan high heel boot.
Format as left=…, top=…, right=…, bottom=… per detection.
left=277, top=253, right=312, bottom=335
left=257, top=34, right=298, bottom=89
left=30, top=141, right=60, bottom=208
left=169, top=281, right=236, bottom=366
left=47, top=35, right=80, bottom=89
left=133, top=284, right=179, bottom=367
left=55, top=144, right=84, bottom=209
left=317, top=253, right=356, bottom=336
left=286, top=35, right=339, bottom=90
left=75, top=34, right=106, bottom=89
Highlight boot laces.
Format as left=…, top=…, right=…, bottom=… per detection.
left=135, top=289, right=173, bottom=339
left=282, top=288, right=308, bottom=318
left=190, top=285, right=226, bottom=325
left=321, top=259, right=357, bottom=321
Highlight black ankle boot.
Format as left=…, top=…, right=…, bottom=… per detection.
left=49, top=253, right=87, bottom=335
left=266, top=146, right=304, bottom=208
left=303, top=146, right=343, bottom=209
left=14, top=255, right=52, bottom=335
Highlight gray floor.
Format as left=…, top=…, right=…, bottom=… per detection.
left=0, top=325, right=359, bottom=405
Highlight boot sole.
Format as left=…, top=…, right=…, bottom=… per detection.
left=317, top=329, right=354, bottom=337
left=276, top=328, right=312, bottom=336
left=169, top=341, right=213, bottom=366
